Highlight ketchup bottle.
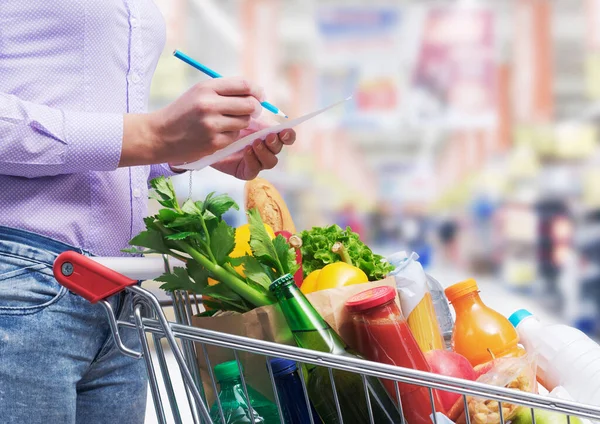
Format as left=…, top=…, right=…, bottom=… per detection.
left=345, top=286, right=443, bottom=424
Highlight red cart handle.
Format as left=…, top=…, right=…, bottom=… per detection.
left=53, top=251, right=137, bottom=303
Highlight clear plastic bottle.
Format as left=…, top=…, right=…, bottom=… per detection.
left=509, top=309, right=600, bottom=406
left=210, top=360, right=280, bottom=424
left=426, top=274, right=454, bottom=350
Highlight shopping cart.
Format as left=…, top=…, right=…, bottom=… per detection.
left=53, top=251, right=600, bottom=424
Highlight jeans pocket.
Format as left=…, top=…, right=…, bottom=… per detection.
left=0, top=254, right=66, bottom=315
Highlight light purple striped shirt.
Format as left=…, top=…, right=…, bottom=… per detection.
left=0, top=0, right=176, bottom=257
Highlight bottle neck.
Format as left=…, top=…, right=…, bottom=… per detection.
left=218, top=377, right=241, bottom=388
left=272, top=281, right=348, bottom=354
left=272, top=281, right=330, bottom=332
left=515, top=316, right=542, bottom=341
left=451, top=291, right=484, bottom=311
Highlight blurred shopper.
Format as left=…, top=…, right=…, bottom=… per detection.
left=370, top=201, right=401, bottom=248
left=0, top=2, right=296, bottom=423
left=336, top=203, right=366, bottom=240
left=439, top=214, right=460, bottom=266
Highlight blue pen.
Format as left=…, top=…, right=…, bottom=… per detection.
left=173, top=49, right=288, bottom=118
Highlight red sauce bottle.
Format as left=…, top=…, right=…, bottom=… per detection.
left=345, top=286, right=444, bottom=424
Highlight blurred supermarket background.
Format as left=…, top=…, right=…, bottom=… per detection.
left=146, top=0, right=600, bottom=338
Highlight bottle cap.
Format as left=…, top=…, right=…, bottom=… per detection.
left=508, top=309, right=533, bottom=328
left=269, top=358, right=297, bottom=377
left=214, top=360, right=241, bottom=382
left=269, top=274, right=295, bottom=292
left=345, top=286, right=397, bottom=313
left=444, top=279, right=478, bottom=303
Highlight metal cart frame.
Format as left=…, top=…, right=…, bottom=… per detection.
left=52, top=251, right=600, bottom=424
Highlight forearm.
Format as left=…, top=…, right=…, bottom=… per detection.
left=0, top=92, right=123, bottom=178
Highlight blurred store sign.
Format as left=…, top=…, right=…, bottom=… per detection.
left=408, top=6, right=497, bottom=130
left=314, top=5, right=404, bottom=130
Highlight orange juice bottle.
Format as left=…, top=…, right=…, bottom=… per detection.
left=445, top=279, right=525, bottom=367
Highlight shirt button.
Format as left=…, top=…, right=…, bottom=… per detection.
left=130, top=18, right=138, bottom=28
left=133, top=188, right=142, bottom=198
left=131, top=73, right=141, bottom=83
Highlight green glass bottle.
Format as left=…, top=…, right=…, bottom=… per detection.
left=270, top=274, right=404, bottom=424
left=209, top=360, right=280, bottom=423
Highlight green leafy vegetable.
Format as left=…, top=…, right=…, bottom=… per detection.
left=300, top=225, right=393, bottom=281
left=126, top=176, right=298, bottom=314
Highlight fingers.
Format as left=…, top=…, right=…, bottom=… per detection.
left=241, top=146, right=263, bottom=179
left=211, top=116, right=252, bottom=133
left=252, top=139, right=278, bottom=170
left=210, top=77, right=265, bottom=101
left=215, top=95, right=262, bottom=118
left=279, top=129, right=296, bottom=145
left=264, top=133, right=283, bottom=155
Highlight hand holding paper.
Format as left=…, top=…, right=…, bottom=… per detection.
left=177, top=96, right=352, bottom=171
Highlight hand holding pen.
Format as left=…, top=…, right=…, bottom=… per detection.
left=173, top=50, right=288, bottom=118
left=121, top=60, right=295, bottom=179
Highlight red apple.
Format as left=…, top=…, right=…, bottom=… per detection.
left=425, top=350, right=477, bottom=412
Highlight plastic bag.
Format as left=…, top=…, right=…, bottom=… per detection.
left=387, top=251, right=445, bottom=352
left=447, top=354, right=538, bottom=424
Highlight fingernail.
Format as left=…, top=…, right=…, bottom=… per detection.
left=268, top=137, right=277, bottom=145
left=281, top=132, right=290, bottom=142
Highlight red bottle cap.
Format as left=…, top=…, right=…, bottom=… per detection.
left=345, top=286, right=397, bottom=312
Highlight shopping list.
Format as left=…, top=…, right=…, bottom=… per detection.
left=178, top=96, right=352, bottom=170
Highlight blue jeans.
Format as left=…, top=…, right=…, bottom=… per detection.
left=0, top=226, right=147, bottom=423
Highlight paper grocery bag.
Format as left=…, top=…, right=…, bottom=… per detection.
left=191, top=277, right=396, bottom=406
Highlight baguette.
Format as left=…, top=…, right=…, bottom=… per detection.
left=244, top=178, right=296, bottom=234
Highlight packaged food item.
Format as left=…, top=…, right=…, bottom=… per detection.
left=270, top=274, right=404, bottom=424
left=345, top=286, right=444, bottom=424
left=509, top=309, right=600, bottom=406
left=447, top=355, right=537, bottom=424
left=445, top=279, right=525, bottom=367
left=209, top=360, right=280, bottom=423
left=268, top=358, right=322, bottom=424
left=387, top=252, right=445, bottom=352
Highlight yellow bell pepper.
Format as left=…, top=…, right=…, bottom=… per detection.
left=207, top=222, right=275, bottom=292
left=301, top=262, right=368, bottom=294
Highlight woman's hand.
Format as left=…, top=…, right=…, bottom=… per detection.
left=119, top=77, right=264, bottom=167
left=211, top=126, right=296, bottom=180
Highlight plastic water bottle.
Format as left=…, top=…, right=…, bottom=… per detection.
left=426, top=274, right=454, bottom=350
left=509, top=309, right=600, bottom=406
left=209, top=360, right=281, bottom=423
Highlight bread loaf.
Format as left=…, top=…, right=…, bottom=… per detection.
left=244, top=178, right=296, bottom=234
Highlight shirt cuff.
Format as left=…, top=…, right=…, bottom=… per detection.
left=149, top=163, right=185, bottom=182
left=63, top=110, right=123, bottom=173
